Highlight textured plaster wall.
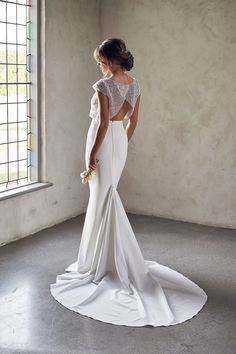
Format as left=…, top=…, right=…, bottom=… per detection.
left=101, top=0, right=236, bottom=229
left=0, top=0, right=100, bottom=245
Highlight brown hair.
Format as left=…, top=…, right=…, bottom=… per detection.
left=93, top=38, right=134, bottom=71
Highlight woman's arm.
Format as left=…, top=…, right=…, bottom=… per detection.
left=126, top=95, right=141, bottom=142
left=89, top=90, right=109, bottom=170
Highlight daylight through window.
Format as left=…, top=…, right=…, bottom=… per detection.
left=0, top=0, right=34, bottom=193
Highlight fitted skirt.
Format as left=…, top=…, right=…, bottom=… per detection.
left=50, top=118, right=208, bottom=327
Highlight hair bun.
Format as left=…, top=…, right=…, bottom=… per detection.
left=121, top=50, right=134, bottom=71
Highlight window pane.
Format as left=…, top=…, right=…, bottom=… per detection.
left=18, top=83, right=26, bottom=100
left=19, top=121, right=27, bottom=140
left=27, top=131, right=31, bottom=149
left=18, top=102, right=26, bottom=121
left=27, top=144, right=30, bottom=160
left=17, top=1, right=28, bottom=5
left=19, top=159, right=27, bottom=178
left=0, top=143, right=8, bottom=163
left=0, top=163, right=8, bottom=184
left=27, top=116, right=31, bottom=134
left=26, top=37, right=30, bottom=53
left=8, top=103, right=17, bottom=122
left=9, top=123, right=18, bottom=142
left=0, top=64, right=7, bottom=83
left=27, top=67, right=30, bottom=82
left=0, top=104, right=7, bottom=124
left=27, top=97, right=31, bottom=116
left=0, top=124, right=7, bottom=144
left=0, top=23, right=6, bottom=43
left=7, top=24, right=16, bottom=44
left=18, top=45, right=26, bottom=64
left=9, top=161, right=18, bottom=180
left=8, top=84, right=17, bottom=102
left=19, top=140, right=27, bottom=159
left=18, top=64, right=26, bottom=82
left=8, top=64, right=17, bottom=83
left=17, top=5, right=26, bottom=24
left=26, top=53, right=31, bottom=71
left=9, top=142, right=17, bottom=162
left=27, top=20, right=31, bottom=39
left=0, top=44, right=7, bottom=63
left=7, top=44, right=17, bottom=64
left=0, top=85, right=7, bottom=103
left=7, top=2, right=17, bottom=23
left=0, top=2, right=6, bottom=22
left=18, top=25, right=26, bottom=45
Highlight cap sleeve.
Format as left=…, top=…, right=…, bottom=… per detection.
left=135, top=79, right=141, bottom=96
left=92, top=79, right=109, bottom=97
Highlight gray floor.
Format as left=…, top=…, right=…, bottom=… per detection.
left=0, top=213, right=236, bottom=354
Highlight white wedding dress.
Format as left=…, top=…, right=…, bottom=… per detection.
left=50, top=76, right=208, bottom=327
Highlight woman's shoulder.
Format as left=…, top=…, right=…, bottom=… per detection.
left=92, top=77, right=112, bottom=97
left=131, top=77, right=139, bottom=86
left=92, top=77, right=110, bottom=91
left=128, top=77, right=141, bottom=96
left=93, top=76, right=110, bottom=86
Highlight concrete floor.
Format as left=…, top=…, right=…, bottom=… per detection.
left=0, top=213, right=235, bottom=354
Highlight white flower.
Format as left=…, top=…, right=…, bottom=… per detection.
left=80, top=168, right=95, bottom=184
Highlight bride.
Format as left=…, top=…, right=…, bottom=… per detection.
left=50, top=38, right=207, bottom=327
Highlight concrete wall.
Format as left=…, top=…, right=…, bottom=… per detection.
left=101, top=0, right=236, bottom=229
left=0, top=0, right=100, bottom=246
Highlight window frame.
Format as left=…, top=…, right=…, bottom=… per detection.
left=0, top=0, right=53, bottom=201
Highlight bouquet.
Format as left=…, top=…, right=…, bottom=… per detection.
left=80, top=158, right=99, bottom=184
left=80, top=167, right=95, bottom=184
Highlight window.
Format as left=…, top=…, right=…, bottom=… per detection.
left=0, top=0, right=43, bottom=197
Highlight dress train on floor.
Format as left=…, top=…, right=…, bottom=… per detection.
left=50, top=119, right=207, bottom=327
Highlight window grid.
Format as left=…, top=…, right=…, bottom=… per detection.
left=0, top=0, right=32, bottom=191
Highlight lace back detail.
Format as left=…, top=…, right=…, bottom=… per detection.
left=89, top=77, right=141, bottom=120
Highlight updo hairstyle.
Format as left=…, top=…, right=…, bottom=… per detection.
left=93, top=38, right=134, bottom=71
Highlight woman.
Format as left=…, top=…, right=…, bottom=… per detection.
left=50, top=38, right=207, bottom=327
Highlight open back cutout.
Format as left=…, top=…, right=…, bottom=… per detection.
left=110, top=99, right=132, bottom=121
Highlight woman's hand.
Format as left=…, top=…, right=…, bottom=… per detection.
left=89, top=154, right=98, bottom=171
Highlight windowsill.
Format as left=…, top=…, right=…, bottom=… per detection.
left=0, top=181, right=54, bottom=201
